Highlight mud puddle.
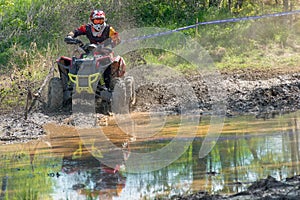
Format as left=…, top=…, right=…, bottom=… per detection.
left=0, top=111, right=300, bottom=199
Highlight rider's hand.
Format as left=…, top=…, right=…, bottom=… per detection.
left=67, top=31, right=75, bottom=38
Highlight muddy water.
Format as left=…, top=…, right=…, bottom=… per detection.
left=0, top=111, right=300, bottom=199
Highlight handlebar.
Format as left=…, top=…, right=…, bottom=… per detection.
left=64, top=37, right=83, bottom=45
left=64, top=37, right=113, bottom=54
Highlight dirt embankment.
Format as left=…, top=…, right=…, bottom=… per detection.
left=133, top=66, right=300, bottom=117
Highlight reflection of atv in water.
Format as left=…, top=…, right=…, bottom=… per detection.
left=47, top=37, right=135, bottom=114
left=47, top=131, right=127, bottom=199
left=60, top=155, right=126, bottom=199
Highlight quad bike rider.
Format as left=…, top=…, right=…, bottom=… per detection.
left=47, top=10, right=135, bottom=114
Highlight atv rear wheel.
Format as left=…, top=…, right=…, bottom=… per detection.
left=47, top=77, right=63, bottom=111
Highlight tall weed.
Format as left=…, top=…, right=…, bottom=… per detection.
left=0, top=43, right=56, bottom=113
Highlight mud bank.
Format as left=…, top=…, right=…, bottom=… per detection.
left=0, top=112, right=70, bottom=144
left=171, top=175, right=300, bottom=200
left=134, top=67, right=300, bottom=117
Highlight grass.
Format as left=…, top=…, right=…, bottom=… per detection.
left=0, top=43, right=55, bottom=113
left=215, top=42, right=300, bottom=70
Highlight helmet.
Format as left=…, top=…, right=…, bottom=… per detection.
left=90, top=10, right=106, bottom=31
left=90, top=10, right=106, bottom=21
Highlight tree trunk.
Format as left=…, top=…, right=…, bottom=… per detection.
left=209, top=0, right=218, bottom=7
left=283, top=0, right=289, bottom=11
left=228, top=0, right=232, bottom=11
left=290, top=0, right=294, bottom=11
left=235, top=0, right=244, bottom=9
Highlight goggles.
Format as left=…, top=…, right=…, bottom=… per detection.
left=93, top=18, right=104, bottom=24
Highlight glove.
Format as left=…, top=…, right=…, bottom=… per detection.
left=67, top=31, right=75, bottom=38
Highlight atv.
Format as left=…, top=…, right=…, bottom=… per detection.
left=47, top=37, right=135, bottom=114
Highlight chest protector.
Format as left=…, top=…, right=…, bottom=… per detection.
left=86, top=24, right=111, bottom=44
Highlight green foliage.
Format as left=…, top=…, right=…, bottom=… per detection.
left=0, top=0, right=14, bottom=17
left=0, top=42, right=54, bottom=112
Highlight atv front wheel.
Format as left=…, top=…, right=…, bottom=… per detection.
left=47, top=77, right=63, bottom=111
left=125, top=76, right=136, bottom=106
left=112, top=78, right=127, bottom=114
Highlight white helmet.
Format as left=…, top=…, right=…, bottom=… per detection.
left=90, top=10, right=106, bottom=31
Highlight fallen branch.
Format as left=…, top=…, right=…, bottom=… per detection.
left=24, top=62, right=55, bottom=119
left=35, top=62, right=56, bottom=98
left=24, top=87, right=32, bottom=120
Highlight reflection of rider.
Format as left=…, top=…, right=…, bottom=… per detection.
left=62, top=154, right=126, bottom=199
left=67, top=10, right=121, bottom=90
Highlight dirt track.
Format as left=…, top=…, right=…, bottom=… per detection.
left=1, top=66, right=300, bottom=143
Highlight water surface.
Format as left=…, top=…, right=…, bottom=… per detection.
left=0, top=111, right=300, bottom=199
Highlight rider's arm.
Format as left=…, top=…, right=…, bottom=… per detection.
left=109, top=27, right=121, bottom=47
left=68, top=25, right=87, bottom=38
